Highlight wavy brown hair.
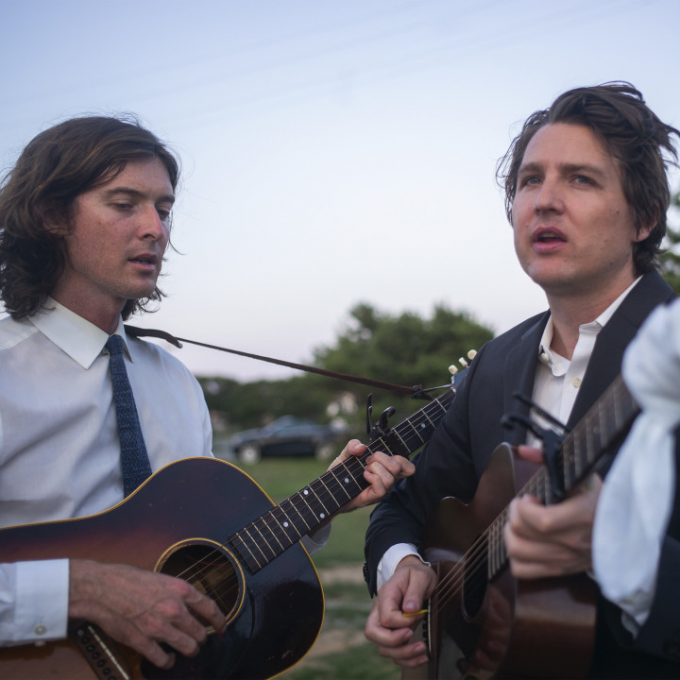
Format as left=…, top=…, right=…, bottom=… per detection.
left=497, top=82, right=680, bottom=275
left=0, top=115, right=179, bottom=319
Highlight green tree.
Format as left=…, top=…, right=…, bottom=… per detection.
left=312, top=302, right=494, bottom=419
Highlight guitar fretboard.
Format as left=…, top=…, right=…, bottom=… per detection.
left=487, top=375, right=639, bottom=579
left=230, top=388, right=455, bottom=573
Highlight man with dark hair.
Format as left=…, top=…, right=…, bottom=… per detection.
left=364, top=82, right=680, bottom=678
left=0, top=115, right=413, bottom=671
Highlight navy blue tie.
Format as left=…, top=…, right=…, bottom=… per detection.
left=105, top=335, right=152, bottom=496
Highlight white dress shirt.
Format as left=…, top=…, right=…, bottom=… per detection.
left=0, top=300, right=212, bottom=645
left=376, top=280, right=639, bottom=590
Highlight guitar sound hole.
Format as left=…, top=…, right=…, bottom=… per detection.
left=156, top=540, right=245, bottom=628
left=462, top=549, right=487, bottom=619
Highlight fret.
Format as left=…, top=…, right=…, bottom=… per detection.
left=584, top=412, right=596, bottom=465
left=326, top=466, right=355, bottom=503
left=405, top=419, right=426, bottom=443
left=251, top=521, right=279, bottom=560
left=596, top=396, right=607, bottom=447
left=563, top=445, right=573, bottom=490
left=296, top=488, right=323, bottom=524
left=270, top=506, right=302, bottom=544
left=258, top=515, right=286, bottom=553
left=591, top=406, right=602, bottom=451
left=612, top=378, right=623, bottom=431
left=286, top=493, right=313, bottom=532
left=574, top=430, right=583, bottom=479
left=313, top=479, right=334, bottom=519
left=296, top=486, right=327, bottom=527
left=370, top=435, right=389, bottom=455
left=233, top=528, right=265, bottom=571
left=395, top=428, right=412, bottom=451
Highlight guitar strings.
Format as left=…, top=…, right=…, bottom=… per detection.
left=432, top=377, right=634, bottom=613
left=158, top=393, right=453, bottom=612
left=166, top=452, right=384, bottom=609
left=162, top=377, right=624, bottom=620
left=432, top=466, right=551, bottom=612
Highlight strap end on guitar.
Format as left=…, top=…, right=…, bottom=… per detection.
left=124, top=325, right=183, bottom=349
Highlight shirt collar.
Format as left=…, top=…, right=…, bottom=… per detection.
left=29, top=298, right=129, bottom=369
left=538, top=276, right=642, bottom=371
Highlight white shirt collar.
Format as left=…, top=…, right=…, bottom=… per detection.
left=29, top=298, right=128, bottom=369
left=538, top=276, right=642, bottom=372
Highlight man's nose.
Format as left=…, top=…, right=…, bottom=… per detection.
left=534, top=178, right=564, bottom=213
left=139, top=206, right=169, bottom=241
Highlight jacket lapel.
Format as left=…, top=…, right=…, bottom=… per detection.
left=502, top=312, right=550, bottom=445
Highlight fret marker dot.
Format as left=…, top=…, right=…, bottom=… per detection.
left=320, top=513, right=326, bottom=519
left=344, top=477, right=350, bottom=484
left=420, top=423, right=426, bottom=428
left=283, top=522, right=289, bottom=528
left=304, top=489, right=309, bottom=495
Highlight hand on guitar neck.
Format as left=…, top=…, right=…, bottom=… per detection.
left=504, top=445, right=603, bottom=580
left=331, top=439, right=416, bottom=514
left=364, top=555, right=437, bottom=668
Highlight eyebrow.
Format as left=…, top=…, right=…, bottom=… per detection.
left=518, top=161, right=608, bottom=180
left=102, top=187, right=175, bottom=205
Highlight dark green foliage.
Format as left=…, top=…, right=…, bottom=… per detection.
left=312, top=302, right=494, bottom=421
left=198, top=374, right=335, bottom=431
left=661, top=192, right=680, bottom=294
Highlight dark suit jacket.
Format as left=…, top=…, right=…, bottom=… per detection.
left=364, top=270, right=679, bottom=678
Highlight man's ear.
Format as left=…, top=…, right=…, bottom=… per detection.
left=41, top=207, right=68, bottom=236
left=633, top=212, right=656, bottom=243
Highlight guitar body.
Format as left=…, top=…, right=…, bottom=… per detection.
left=0, top=457, right=324, bottom=680
left=420, top=445, right=596, bottom=680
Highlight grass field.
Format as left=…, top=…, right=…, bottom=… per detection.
left=223, top=454, right=401, bottom=680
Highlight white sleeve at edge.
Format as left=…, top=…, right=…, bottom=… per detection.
left=377, top=543, right=427, bottom=590
left=0, top=560, right=69, bottom=646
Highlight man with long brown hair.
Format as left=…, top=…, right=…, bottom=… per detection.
left=0, top=115, right=413, bottom=670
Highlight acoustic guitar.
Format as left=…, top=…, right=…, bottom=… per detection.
left=413, top=374, right=640, bottom=680
left=0, top=386, right=455, bottom=680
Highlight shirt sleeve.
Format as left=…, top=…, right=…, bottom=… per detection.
left=302, top=523, right=331, bottom=555
left=0, top=560, right=69, bottom=646
left=376, top=543, right=426, bottom=590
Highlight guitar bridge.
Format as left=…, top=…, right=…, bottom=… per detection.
left=70, top=620, right=132, bottom=680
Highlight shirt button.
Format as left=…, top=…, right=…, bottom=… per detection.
left=572, top=377, right=582, bottom=388
left=34, top=624, right=46, bottom=636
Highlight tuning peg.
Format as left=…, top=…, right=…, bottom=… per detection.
left=459, top=357, right=468, bottom=368
left=467, top=349, right=477, bottom=360
left=448, top=365, right=459, bottom=375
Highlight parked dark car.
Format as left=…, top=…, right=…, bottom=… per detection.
left=229, top=416, right=345, bottom=464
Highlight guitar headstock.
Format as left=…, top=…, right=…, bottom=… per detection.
left=448, top=349, right=477, bottom=387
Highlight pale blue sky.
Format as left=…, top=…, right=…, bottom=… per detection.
left=2, top=0, right=679, bottom=380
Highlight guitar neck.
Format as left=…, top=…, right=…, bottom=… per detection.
left=230, top=388, right=455, bottom=573
left=487, top=374, right=639, bottom=579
